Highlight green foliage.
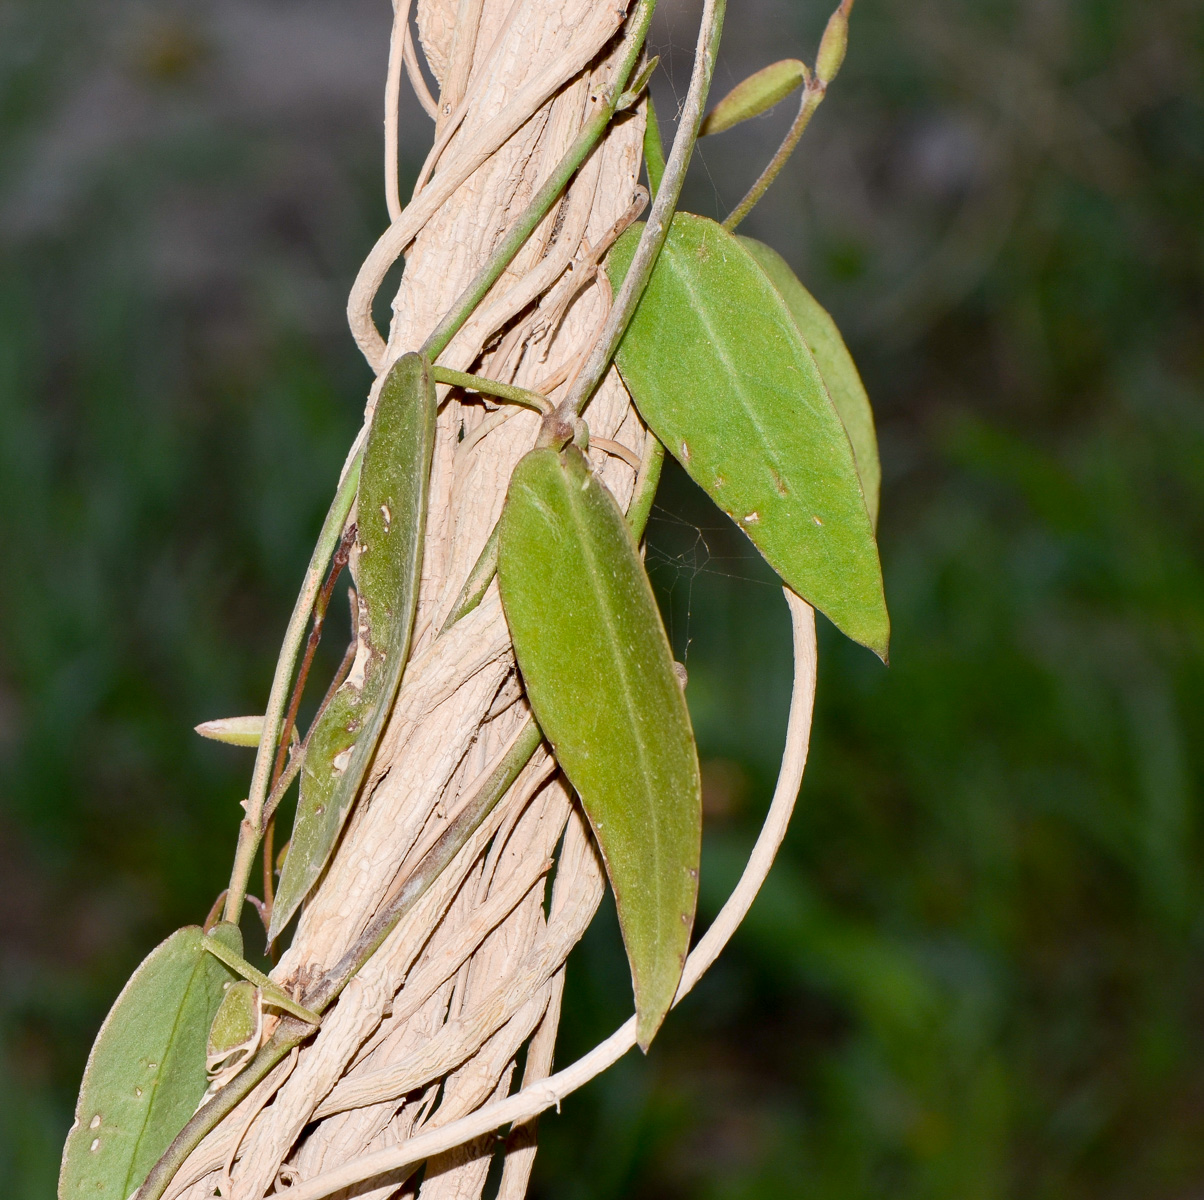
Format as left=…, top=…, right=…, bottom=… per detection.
left=739, top=237, right=880, bottom=527
left=608, top=213, right=887, bottom=658
left=58, top=923, right=240, bottom=1199
left=270, top=353, right=436, bottom=940
left=3, top=0, right=1203, bottom=1196
left=498, top=446, right=701, bottom=1049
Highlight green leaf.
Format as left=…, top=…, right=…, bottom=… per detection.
left=58, top=923, right=242, bottom=1200
left=607, top=212, right=888, bottom=658
left=700, top=59, right=807, bottom=136
left=270, top=353, right=436, bottom=941
left=498, top=445, right=701, bottom=1050
left=739, top=236, right=880, bottom=527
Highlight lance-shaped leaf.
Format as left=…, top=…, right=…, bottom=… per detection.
left=270, top=353, right=436, bottom=941
left=607, top=213, right=889, bottom=659
left=58, top=922, right=242, bottom=1200
left=700, top=59, right=807, bottom=136
left=498, top=446, right=701, bottom=1050
left=739, top=237, right=881, bottom=527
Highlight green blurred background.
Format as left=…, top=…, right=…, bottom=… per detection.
left=2, top=0, right=1202, bottom=1195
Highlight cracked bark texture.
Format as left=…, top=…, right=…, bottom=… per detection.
left=170, top=0, right=647, bottom=1196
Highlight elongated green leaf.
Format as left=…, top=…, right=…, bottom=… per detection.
left=700, top=59, right=807, bottom=136
left=498, top=446, right=701, bottom=1050
left=59, top=922, right=242, bottom=1200
left=607, top=212, right=889, bottom=658
left=739, top=236, right=880, bottom=526
left=270, top=353, right=436, bottom=941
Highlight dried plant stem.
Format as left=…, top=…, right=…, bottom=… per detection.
left=136, top=717, right=544, bottom=1200
left=273, top=592, right=817, bottom=1200
left=348, top=1, right=631, bottom=369
left=560, top=0, right=726, bottom=420
left=385, top=0, right=418, bottom=221
left=421, top=0, right=656, bottom=363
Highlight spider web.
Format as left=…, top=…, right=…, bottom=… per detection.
left=643, top=503, right=777, bottom=665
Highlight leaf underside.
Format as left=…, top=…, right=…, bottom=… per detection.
left=498, top=445, right=701, bottom=1050
left=270, top=352, right=437, bottom=942
left=738, top=236, right=881, bottom=527
left=58, top=922, right=242, bottom=1200
left=607, top=212, right=889, bottom=659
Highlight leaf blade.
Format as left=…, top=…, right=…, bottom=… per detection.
left=607, top=213, right=888, bottom=658
left=58, top=923, right=241, bottom=1200
left=739, top=236, right=881, bottom=526
left=498, top=446, right=701, bottom=1049
left=270, top=352, right=437, bottom=941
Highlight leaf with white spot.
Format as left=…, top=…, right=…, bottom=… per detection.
left=607, top=213, right=889, bottom=658
left=58, top=923, right=241, bottom=1199
left=270, top=353, right=436, bottom=941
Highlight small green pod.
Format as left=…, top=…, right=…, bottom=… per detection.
left=700, top=59, right=807, bottom=137
left=194, top=715, right=264, bottom=747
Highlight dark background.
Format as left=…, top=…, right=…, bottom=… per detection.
left=2, top=0, right=1203, bottom=1195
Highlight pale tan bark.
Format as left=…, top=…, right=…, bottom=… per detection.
left=171, top=0, right=647, bottom=1196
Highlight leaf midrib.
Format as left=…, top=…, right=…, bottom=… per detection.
left=560, top=463, right=673, bottom=959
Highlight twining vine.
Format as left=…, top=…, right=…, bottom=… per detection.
left=58, top=1, right=885, bottom=1198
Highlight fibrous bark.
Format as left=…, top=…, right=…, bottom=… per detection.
left=172, top=0, right=648, bottom=1196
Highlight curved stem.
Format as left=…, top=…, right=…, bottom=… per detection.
left=265, top=593, right=818, bottom=1200
left=558, top=0, right=727, bottom=420
left=722, top=79, right=826, bottom=232
left=222, top=453, right=362, bottom=926
left=432, top=365, right=552, bottom=414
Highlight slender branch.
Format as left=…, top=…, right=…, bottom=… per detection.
left=404, top=23, right=439, bottom=120
left=421, top=0, right=658, bottom=362
left=268, top=525, right=356, bottom=798
left=556, top=0, right=727, bottom=421
left=721, top=78, right=825, bottom=231
left=431, top=365, right=552, bottom=414
left=222, top=452, right=362, bottom=927
left=440, top=523, right=502, bottom=631
left=384, top=0, right=417, bottom=222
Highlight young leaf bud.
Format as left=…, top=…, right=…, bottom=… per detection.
left=815, top=0, right=854, bottom=87
left=195, top=715, right=265, bottom=747
left=700, top=59, right=808, bottom=137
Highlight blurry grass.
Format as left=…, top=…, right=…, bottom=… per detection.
left=2, top=0, right=1203, bottom=1197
